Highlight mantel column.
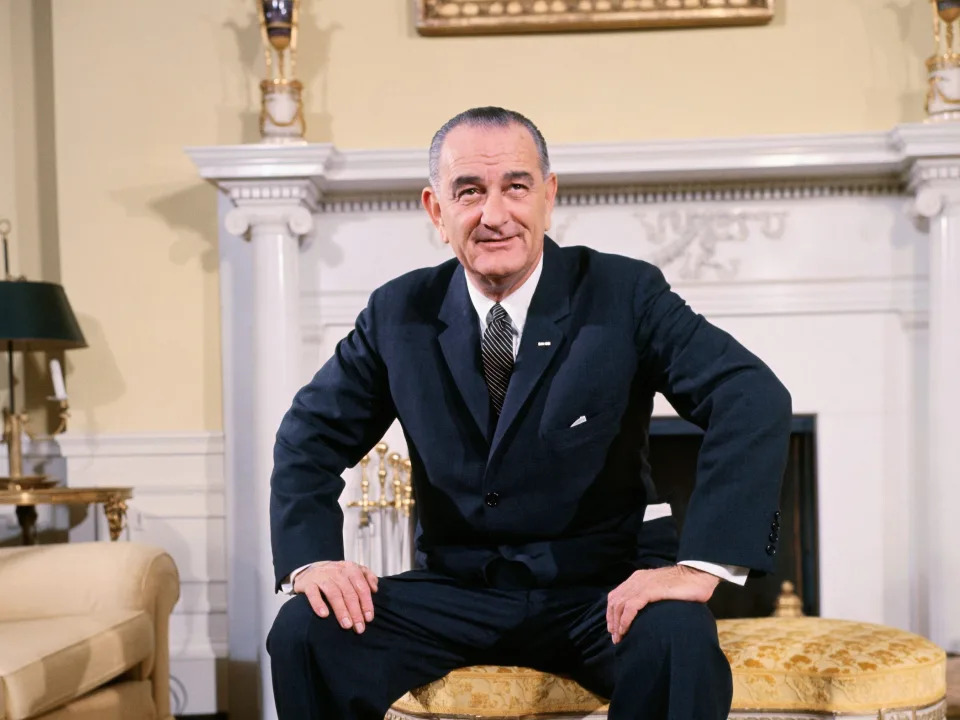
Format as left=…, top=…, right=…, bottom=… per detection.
left=222, top=179, right=318, bottom=720
left=910, top=159, right=960, bottom=653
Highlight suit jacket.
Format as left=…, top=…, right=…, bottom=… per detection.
left=270, top=238, right=792, bottom=590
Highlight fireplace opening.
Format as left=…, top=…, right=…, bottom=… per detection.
left=648, top=416, right=819, bottom=618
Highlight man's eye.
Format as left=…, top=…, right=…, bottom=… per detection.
left=510, top=184, right=528, bottom=191
left=458, top=188, right=479, bottom=199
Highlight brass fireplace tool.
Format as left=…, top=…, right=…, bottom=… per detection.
left=347, top=441, right=414, bottom=574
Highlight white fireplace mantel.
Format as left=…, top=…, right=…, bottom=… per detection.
left=187, top=124, right=960, bottom=193
left=189, top=123, right=960, bottom=720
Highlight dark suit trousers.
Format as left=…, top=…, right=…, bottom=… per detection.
left=267, top=569, right=732, bottom=720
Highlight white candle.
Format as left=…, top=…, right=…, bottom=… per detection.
left=50, top=359, right=68, bottom=400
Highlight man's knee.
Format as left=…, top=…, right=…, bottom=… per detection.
left=620, top=600, right=720, bottom=655
left=615, top=601, right=732, bottom=718
left=268, top=594, right=326, bottom=659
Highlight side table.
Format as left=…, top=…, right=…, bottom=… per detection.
left=0, top=487, right=133, bottom=544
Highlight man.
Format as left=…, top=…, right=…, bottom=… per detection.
left=267, top=107, right=791, bottom=719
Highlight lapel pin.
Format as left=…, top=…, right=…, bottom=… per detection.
left=538, top=341, right=551, bottom=347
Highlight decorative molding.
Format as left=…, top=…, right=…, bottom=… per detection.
left=220, top=179, right=319, bottom=238
left=169, top=605, right=228, bottom=647
left=558, top=180, right=904, bottom=206
left=221, top=179, right=320, bottom=206
left=312, top=181, right=905, bottom=215
left=225, top=204, right=314, bottom=237
left=186, top=143, right=336, bottom=183
left=892, top=122, right=960, bottom=158
left=55, top=431, right=224, bottom=458
left=908, top=159, right=960, bottom=219
left=187, top=123, right=960, bottom=197
left=176, top=579, right=228, bottom=615
left=909, top=160, right=960, bottom=185
left=321, top=195, right=424, bottom=214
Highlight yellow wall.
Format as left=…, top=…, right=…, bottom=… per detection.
left=0, top=0, right=15, bottom=416
left=9, top=0, right=933, bottom=433
left=315, top=0, right=931, bottom=147
left=0, top=0, right=59, bottom=422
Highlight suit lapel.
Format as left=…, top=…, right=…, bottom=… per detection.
left=437, top=265, right=491, bottom=440
left=490, top=240, right=571, bottom=458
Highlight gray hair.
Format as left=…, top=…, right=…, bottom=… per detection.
left=428, top=107, right=551, bottom=189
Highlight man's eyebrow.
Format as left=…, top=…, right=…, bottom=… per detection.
left=450, top=175, right=484, bottom=194
left=504, top=171, right=535, bottom=184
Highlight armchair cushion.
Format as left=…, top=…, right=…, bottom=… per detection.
left=0, top=541, right=178, bottom=720
left=0, top=610, right=153, bottom=720
left=31, top=680, right=154, bottom=720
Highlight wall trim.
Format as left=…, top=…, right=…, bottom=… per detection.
left=55, top=431, right=224, bottom=458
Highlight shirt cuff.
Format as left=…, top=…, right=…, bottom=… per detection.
left=678, top=560, right=749, bottom=586
left=279, top=562, right=319, bottom=595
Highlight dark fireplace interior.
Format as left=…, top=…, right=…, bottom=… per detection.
left=648, top=416, right=819, bottom=619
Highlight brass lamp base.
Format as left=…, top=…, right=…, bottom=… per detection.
left=0, top=476, right=58, bottom=491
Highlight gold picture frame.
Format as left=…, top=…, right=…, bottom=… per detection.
left=416, top=0, right=774, bottom=36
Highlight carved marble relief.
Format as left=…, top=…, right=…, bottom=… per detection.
left=639, top=209, right=787, bottom=280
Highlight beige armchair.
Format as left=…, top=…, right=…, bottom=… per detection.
left=0, top=542, right=180, bottom=720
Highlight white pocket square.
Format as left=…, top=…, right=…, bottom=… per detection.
left=570, top=415, right=587, bottom=428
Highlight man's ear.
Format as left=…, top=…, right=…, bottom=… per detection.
left=422, top=186, right=446, bottom=241
left=543, top=172, right=558, bottom=231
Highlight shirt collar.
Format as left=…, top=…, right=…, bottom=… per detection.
left=464, top=250, right=544, bottom=336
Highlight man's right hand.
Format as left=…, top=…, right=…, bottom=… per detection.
left=293, top=560, right=379, bottom=634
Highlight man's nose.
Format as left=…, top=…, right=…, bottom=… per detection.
left=480, top=190, right=509, bottom=229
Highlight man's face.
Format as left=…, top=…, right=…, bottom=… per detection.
left=422, top=122, right=558, bottom=300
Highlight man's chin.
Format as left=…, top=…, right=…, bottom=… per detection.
left=472, top=264, right=521, bottom=284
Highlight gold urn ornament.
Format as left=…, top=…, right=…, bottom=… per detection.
left=927, top=0, right=960, bottom=120
left=257, top=0, right=306, bottom=142
left=937, top=0, right=960, bottom=22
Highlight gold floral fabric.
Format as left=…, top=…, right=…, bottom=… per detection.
left=390, top=665, right=606, bottom=718
left=721, top=618, right=945, bottom=713
left=389, top=617, right=946, bottom=718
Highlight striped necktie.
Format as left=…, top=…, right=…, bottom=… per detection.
left=481, top=303, right=515, bottom=416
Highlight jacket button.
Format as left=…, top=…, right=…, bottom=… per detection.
left=774, top=510, right=782, bottom=521
left=765, top=544, right=776, bottom=556
left=769, top=531, right=779, bottom=542
left=485, top=492, right=500, bottom=508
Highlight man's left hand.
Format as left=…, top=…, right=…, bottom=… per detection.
left=606, top=565, right=721, bottom=644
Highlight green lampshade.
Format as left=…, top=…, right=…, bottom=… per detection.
left=0, top=279, right=86, bottom=351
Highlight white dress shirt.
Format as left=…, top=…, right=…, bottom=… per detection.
left=284, top=251, right=747, bottom=592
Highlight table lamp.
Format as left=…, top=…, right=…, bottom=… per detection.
left=1, top=225, right=86, bottom=489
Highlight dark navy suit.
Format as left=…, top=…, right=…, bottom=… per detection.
left=267, top=238, right=792, bottom=719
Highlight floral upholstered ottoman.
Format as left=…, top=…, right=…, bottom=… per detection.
left=387, top=618, right=947, bottom=720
